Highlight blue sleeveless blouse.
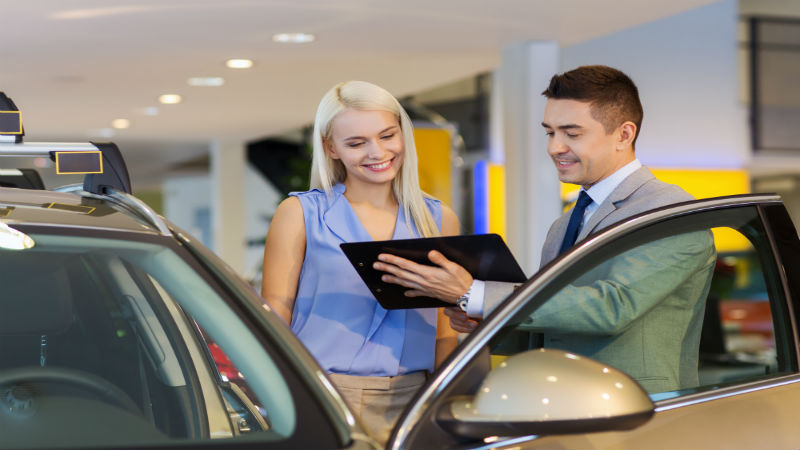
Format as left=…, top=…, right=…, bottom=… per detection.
left=289, top=183, right=442, bottom=376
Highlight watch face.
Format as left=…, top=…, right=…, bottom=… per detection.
left=458, top=298, right=468, bottom=311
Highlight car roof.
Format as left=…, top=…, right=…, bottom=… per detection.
left=0, top=186, right=163, bottom=235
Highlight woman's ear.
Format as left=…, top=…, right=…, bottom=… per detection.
left=324, top=139, right=340, bottom=160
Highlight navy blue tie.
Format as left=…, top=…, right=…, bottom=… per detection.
left=559, top=190, right=593, bottom=255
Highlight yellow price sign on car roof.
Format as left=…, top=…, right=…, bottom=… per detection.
left=45, top=202, right=96, bottom=215
left=54, top=151, right=103, bottom=175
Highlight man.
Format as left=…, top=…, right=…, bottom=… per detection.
left=373, top=65, right=716, bottom=392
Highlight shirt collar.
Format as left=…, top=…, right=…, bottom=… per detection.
left=582, top=159, right=642, bottom=206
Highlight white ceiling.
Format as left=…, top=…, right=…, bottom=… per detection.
left=1, top=0, right=716, bottom=189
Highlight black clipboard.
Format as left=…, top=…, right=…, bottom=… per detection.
left=340, top=233, right=526, bottom=309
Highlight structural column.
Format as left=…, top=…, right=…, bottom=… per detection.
left=495, top=41, right=561, bottom=273
left=210, top=139, right=247, bottom=275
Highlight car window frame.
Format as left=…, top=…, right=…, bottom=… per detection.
left=389, top=194, right=800, bottom=450
left=652, top=201, right=800, bottom=411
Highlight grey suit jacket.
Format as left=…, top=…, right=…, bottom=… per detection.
left=483, top=166, right=716, bottom=392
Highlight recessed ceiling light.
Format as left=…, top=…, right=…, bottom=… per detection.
left=272, top=32, right=315, bottom=44
left=159, top=94, right=182, bottom=104
left=111, top=119, right=130, bottom=129
left=225, top=59, right=253, bottom=69
left=187, top=77, right=225, bottom=87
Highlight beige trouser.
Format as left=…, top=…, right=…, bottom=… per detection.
left=329, top=371, right=427, bottom=445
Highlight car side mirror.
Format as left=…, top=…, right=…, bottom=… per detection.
left=437, top=348, right=654, bottom=439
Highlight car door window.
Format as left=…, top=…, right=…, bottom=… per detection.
left=696, top=236, right=780, bottom=390
left=144, top=276, right=273, bottom=435
left=488, top=205, right=796, bottom=400
left=0, top=231, right=332, bottom=449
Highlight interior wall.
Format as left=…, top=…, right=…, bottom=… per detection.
left=243, top=165, right=282, bottom=284
left=738, top=0, right=800, bottom=224
left=163, top=165, right=280, bottom=284
left=560, top=0, right=748, bottom=170
left=163, top=175, right=212, bottom=247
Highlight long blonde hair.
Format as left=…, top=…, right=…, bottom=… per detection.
left=310, top=80, right=439, bottom=237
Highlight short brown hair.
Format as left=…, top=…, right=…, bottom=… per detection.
left=542, top=65, right=643, bottom=148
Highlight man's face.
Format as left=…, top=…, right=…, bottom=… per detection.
left=542, top=99, right=634, bottom=189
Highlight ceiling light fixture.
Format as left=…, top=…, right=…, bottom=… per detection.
left=159, top=94, right=182, bottom=104
left=111, top=119, right=130, bottom=129
left=225, top=59, right=253, bottom=69
left=272, top=32, right=315, bottom=44
left=188, top=77, right=225, bottom=87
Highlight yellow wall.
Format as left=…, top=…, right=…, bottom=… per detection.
left=414, top=127, right=452, bottom=206
left=488, top=164, right=506, bottom=239
left=561, top=168, right=751, bottom=252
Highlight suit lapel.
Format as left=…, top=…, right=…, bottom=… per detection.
left=578, top=167, right=655, bottom=240
left=541, top=213, right=570, bottom=265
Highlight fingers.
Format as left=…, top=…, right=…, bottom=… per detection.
left=427, top=250, right=453, bottom=267
left=373, top=255, right=428, bottom=281
left=427, top=250, right=473, bottom=291
left=380, top=273, right=421, bottom=289
left=375, top=261, right=430, bottom=289
left=443, top=306, right=464, bottom=318
left=443, top=306, right=479, bottom=333
left=374, top=252, right=470, bottom=303
left=374, top=257, right=447, bottom=291
left=377, top=253, right=425, bottom=271
left=402, top=289, right=426, bottom=298
left=378, top=251, right=456, bottom=273
left=451, top=317, right=478, bottom=333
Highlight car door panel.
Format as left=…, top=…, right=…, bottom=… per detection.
left=392, top=195, right=800, bottom=450
left=527, top=377, right=800, bottom=449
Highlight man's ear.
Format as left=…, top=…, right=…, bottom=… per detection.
left=617, top=121, right=637, bottom=150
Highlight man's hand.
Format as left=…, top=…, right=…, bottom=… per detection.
left=373, top=250, right=473, bottom=303
left=444, top=307, right=480, bottom=333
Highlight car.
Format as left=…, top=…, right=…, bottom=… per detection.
left=3, top=101, right=800, bottom=449
left=0, top=143, right=364, bottom=449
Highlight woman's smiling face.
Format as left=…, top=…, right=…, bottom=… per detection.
left=326, top=108, right=404, bottom=188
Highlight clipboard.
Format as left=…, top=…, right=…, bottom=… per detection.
left=340, top=233, right=526, bottom=309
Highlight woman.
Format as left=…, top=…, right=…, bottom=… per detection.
left=261, top=80, right=459, bottom=443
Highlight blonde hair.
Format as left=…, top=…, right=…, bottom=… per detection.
left=310, top=80, right=439, bottom=237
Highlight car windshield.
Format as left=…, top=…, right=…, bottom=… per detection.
left=0, top=227, right=294, bottom=448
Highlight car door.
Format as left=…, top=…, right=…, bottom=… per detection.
left=389, top=194, right=800, bottom=450
left=0, top=226, right=370, bottom=450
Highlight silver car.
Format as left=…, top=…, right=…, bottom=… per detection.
left=1, top=139, right=799, bottom=449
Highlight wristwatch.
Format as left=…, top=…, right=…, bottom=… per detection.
left=457, top=283, right=473, bottom=312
